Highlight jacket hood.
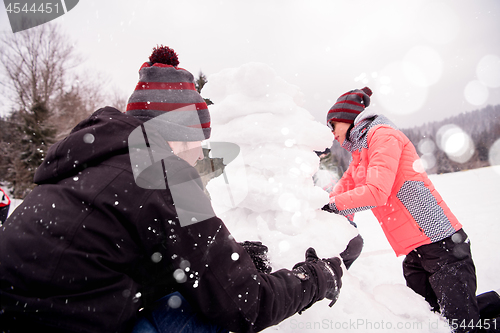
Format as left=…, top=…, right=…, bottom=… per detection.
left=34, top=107, right=143, bottom=184
left=342, top=111, right=397, bottom=153
left=354, top=109, right=379, bottom=125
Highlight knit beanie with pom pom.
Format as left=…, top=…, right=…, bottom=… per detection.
left=126, top=45, right=211, bottom=141
left=326, top=87, right=372, bottom=126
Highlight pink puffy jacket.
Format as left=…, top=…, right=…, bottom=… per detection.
left=329, top=113, right=462, bottom=256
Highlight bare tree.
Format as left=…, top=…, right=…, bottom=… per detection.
left=0, top=23, right=79, bottom=114
left=0, top=23, right=118, bottom=138
left=0, top=24, right=95, bottom=197
left=109, top=87, right=130, bottom=113
left=0, top=23, right=130, bottom=197
left=0, top=24, right=81, bottom=197
left=50, top=70, right=116, bottom=141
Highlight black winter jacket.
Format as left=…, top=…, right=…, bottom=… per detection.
left=0, top=107, right=331, bottom=333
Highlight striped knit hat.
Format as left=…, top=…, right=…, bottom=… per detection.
left=326, top=87, right=372, bottom=125
left=126, top=45, right=211, bottom=141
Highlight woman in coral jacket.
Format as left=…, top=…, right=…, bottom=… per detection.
left=323, top=87, right=480, bottom=332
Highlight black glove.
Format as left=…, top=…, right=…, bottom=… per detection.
left=340, top=234, right=364, bottom=269
left=292, top=247, right=343, bottom=312
left=321, top=203, right=339, bottom=214
left=239, top=241, right=272, bottom=274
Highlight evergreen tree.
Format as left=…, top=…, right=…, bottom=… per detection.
left=5, top=101, right=56, bottom=198
left=19, top=101, right=56, bottom=172
left=0, top=23, right=127, bottom=197
left=195, top=71, right=213, bottom=106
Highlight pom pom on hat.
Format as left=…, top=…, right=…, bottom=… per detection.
left=360, top=87, right=372, bottom=99
left=326, top=87, right=372, bottom=125
left=149, top=45, right=179, bottom=67
left=126, top=45, right=210, bottom=141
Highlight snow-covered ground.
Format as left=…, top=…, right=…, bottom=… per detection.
left=271, top=166, right=500, bottom=333
left=5, top=167, right=498, bottom=333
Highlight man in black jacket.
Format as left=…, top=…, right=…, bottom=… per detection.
left=0, top=46, right=343, bottom=333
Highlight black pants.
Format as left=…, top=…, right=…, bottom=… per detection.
left=403, top=229, right=480, bottom=332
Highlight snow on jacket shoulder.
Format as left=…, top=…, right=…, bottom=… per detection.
left=330, top=113, right=462, bottom=256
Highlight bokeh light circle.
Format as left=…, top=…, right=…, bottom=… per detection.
left=403, top=46, right=443, bottom=87
left=418, top=2, right=460, bottom=44
left=464, top=80, right=489, bottom=106
left=412, top=158, right=426, bottom=173
left=418, top=138, right=436, bottom=155
left=376, top=62, right=428, bottom=116
left=489, top=138, right=500, bottom=175
left=278, top=193, right=301, bottom=212
left=167, top=295, right=182, bottom=309
left=477, top=54, right=500, bottom=88
left=421, top=154, right=437, bottom=171
left=436, top=124, right=475, bottom=163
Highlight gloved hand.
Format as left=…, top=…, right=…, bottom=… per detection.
left=321, top=203, right=339, bottom=214
left=340, top=234, right=364, bottom=269
left=323, top=203, right=357, bottom=227
left=292, top=247, right=343, bottom=311
left=239, top=241, right=272, bottom=274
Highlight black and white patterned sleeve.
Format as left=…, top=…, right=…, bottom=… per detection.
left=328, top=202, right=375, bottom=216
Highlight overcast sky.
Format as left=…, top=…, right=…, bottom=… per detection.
left=1, top=0, right=499, bottom=128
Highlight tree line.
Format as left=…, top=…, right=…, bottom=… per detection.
left=322, top=104, right=500, bottom=178
left=0, top=24, right=127, bottom=198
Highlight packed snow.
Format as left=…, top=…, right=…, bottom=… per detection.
left=203, top=62, right=500, bottom=333
left=4, top=62, right=499, bottom=333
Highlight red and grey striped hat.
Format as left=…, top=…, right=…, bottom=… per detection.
left=326, top=87, right=372, bottom=125
left=126, top=45, right=210, bottom=141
